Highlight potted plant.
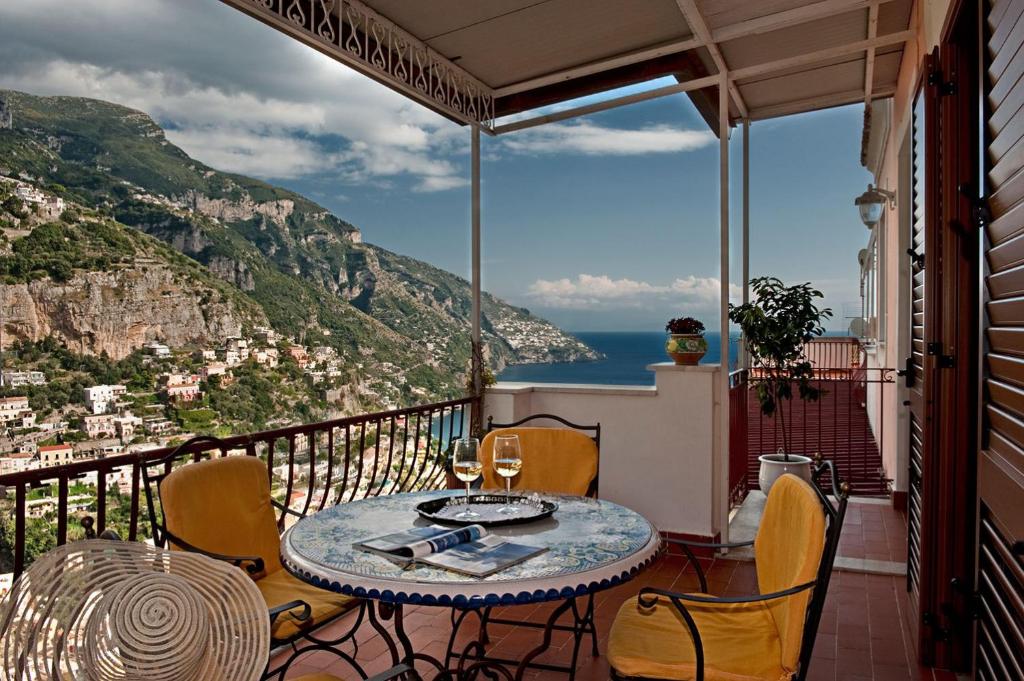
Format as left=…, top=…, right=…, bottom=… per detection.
left=728, top=277, right=833, bottom=493
left=665, top=317, right=707, bottom=365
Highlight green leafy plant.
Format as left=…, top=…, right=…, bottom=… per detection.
left=666, top=317, right=706, bottom=335
left=728, top=277, right=833, bottom=459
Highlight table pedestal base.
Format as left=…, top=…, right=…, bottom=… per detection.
left=378, top=596, right=598, bottom=681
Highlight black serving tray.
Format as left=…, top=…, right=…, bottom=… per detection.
left=415, top=494, right=558, bottom=527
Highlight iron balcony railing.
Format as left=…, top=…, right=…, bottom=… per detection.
left=0, top=396, right=476, bottom=577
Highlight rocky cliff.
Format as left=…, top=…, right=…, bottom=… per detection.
left=0, top=265, right=250, bottom=359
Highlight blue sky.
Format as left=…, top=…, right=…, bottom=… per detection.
left=0, top=0, right=874, bottom=332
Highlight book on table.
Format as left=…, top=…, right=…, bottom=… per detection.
left=354, top=524, right=546, bottom=578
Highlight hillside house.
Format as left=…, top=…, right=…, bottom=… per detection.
left=37, top=444, right=73, bottom=468
left=82, top=414, right=117, bottom=439
left=0, top=396, right=30, bottom=424
left=0, top=370, right=46, bottom=387
left=83, top=384, right=126, bottom=414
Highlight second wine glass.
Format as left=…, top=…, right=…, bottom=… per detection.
left=492, top=434, right=523, bottom=514
left=452, top=437, right=482, bottom=519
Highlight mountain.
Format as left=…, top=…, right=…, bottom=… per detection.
left=0, top=90, right=597, bottom=406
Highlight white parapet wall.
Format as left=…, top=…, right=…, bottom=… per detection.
left=484, top=363, right=723, bottom=540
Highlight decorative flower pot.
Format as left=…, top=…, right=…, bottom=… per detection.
left=665, top=334, right=707, bottom=365
left=758, top=453, right=813, bottom=494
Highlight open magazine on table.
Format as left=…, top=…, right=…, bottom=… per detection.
left=354, top=524, right=546, bottom=578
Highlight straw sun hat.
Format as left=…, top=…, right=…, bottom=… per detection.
left=0, top=540, right=270, bottom=681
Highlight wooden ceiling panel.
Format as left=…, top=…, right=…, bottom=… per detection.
left=697, top=0, right=813, bottom=31
left=738, top=57, right=866, bottom=108
left=368, top=0, right=692, bottom=88
left=719, top=8, right=869, bottom=69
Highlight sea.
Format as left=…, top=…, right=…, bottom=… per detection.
left=498, top=332, right=742, bottom=386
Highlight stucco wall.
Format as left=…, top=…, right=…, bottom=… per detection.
left=866, top=0, right=953, bottom=495
left=485, top=363, right=722, bottom=539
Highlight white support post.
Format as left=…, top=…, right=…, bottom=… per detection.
left=742, top=119, right=750, bottom=370
left=471, top=125, right=482, bottom=399
left=718, top=78, right=731, bottom=544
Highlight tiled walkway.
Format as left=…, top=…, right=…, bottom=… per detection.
left=273, top=554, right=954, bottom=681
left=837, top=498, right=908, bottom=564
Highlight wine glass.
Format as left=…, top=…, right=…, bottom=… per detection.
left=452, top=438, right=482, bottom=519
left=492, top=434, right=523, bottom=514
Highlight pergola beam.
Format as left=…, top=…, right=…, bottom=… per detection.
left=493, top=0, right=897, bottom=101
left=748, top=85, right=897, bottom=121
left=675, top=0, right=749, bottom=119
left=492, top=37, right=702, bottom=98
left=494, top=28, right=908, bottom=134
left=492, top=76, right=719, bottom=135
left=732, top=30, right=911, bottom=82
left=863, top=1, right=880, bottom=105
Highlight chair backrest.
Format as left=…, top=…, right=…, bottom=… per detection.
left=482, top=414, right=599, bottom=496
left=753, top=474, right=828, bottom=674
left=158, top=454, right=283, bottom=576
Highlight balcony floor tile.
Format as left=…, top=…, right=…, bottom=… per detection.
left=273, top=553, right=936, bottom=681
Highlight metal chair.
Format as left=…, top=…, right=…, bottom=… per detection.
left=483, top=413, right=600, bottom=497
left=607, top=461, right=849, bottom=681
left=475, top=414, right=602, bottom=665
left=140, top=435, right=398, bottom=679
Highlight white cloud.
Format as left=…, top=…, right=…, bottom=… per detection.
left=502, top=122, right=715, bottom=156
left=528, top=274, right=741, bottom=310
left=0, top=1, right=469, bottom=192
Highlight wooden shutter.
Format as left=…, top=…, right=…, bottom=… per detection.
left=980, top=0, right=1024, bottom=676
left=907, top=85, right=927, bottom=615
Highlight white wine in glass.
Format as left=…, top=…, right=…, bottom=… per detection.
left=492, top=434, right=523, bottom=514
left=452, top=438, right=482, bottom=519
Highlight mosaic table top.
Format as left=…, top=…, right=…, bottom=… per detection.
left=280, top=490, right=661, bottom=607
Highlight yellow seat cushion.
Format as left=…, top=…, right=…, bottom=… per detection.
left=161, top=455, right=283, bottom=575
left=257, top=567, right=359, bottom=641
left=481, top=427, right=598, bottom=495
left=161, top=455, right=359, bottom=642
left=753, top=475, right=826, bottom=670
left=608, top=595, right=790, bottom=681
left=608, top=475, right=827, bottom=681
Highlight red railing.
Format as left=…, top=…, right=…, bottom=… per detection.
left=731, top=367, right=895, bottom=496
left=728, top=370, right=749, bottom=507
left=0, top=397, right=476, bottom=577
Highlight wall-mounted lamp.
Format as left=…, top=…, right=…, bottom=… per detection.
left=854, top=184, right=896, bottom=229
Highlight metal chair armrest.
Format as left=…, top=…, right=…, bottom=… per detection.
left=630, top=582, right=816, bottom=681
left=163, top=529, right=266, bottom=577
left=663, top=537, right=755, bottom=550
left=639, top=580, right=817, bottom=606
left=268, top=599, right=312, bottom=626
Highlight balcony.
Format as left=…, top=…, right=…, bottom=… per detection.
left=0, top=347, right=913, bottom=680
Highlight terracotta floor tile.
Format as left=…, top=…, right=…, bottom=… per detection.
left=269, top=546, right=942, bottom=681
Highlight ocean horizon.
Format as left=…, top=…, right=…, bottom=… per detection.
left=498, top=330, right=851, bottom=386
left=497, top=331, right=740, bottom=386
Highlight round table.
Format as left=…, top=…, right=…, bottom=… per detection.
left=280, top=490, right=661, bottom=681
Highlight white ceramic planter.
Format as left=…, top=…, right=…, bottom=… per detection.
left=758, top=453, right=813, bottom=495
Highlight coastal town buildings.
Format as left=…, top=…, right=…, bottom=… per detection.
left=0, top=370, right=46, bottom=387
left=83, top=384, right=127, bottom=414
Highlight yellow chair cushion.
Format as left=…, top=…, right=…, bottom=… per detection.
left=608, top=595, right=791, bottom=681
left=161, top=455, right=284, bottom=576
left=480, top=427, right=598, bottom=495
left=754, top=475, right=826, bottom=670
left=257, top=568, right=359, bottom=641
